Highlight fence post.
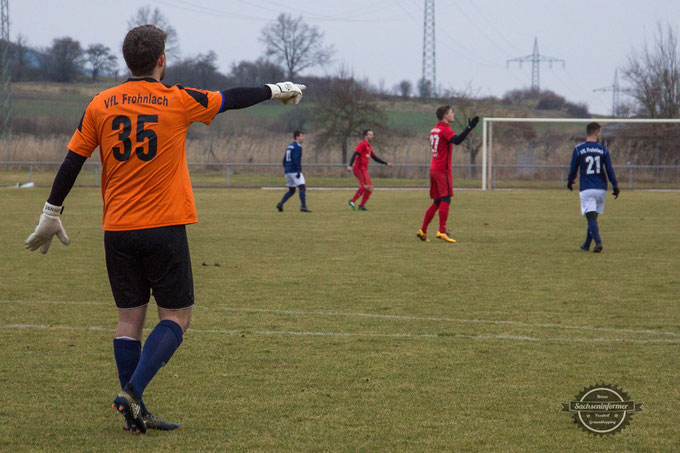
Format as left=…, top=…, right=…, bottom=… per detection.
left=29, top=164, right=33, bottom=183
left=94, top=165, right=99, bottom=186
left=560, top=168, right=564, bottom=188
left=226, top=166, right=230, bottom=187
left=628, top=162, right=632, bottom=189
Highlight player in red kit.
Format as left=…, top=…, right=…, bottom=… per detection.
left=417, top=105, right=478, bottom=243
left=346, top=129, right=392, bottom=211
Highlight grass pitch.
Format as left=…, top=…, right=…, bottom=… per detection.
left=1, top=187, right=679, bottom=452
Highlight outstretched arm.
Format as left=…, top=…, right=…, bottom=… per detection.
left=219, top=86, right=271, bottom=112
left=450, top=116, right=479, bottom=145
left=218, top=82, right=306, bottom=113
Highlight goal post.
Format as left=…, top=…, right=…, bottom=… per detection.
left=481, top=117, right=680, bottom=190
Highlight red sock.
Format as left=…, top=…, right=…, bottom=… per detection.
left=360, top=189, right=372, bottom=206
left=438, top=201, right=450, bottom=233
left=351, top=187, right=365, bottom=202
left=421, top=203, right=439, bottom=232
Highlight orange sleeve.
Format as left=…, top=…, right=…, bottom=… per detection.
left=67, top=101, right=99, bottom=158
left=177, top=87, right=222, bottom=125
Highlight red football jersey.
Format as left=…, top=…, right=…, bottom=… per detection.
left=353, top=139, right=375, bottom=170
left=429, top=121, right=455, bottom=172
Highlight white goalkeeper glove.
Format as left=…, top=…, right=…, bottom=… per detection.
left=24, top=202, right=71, bottom=254
left=266, top=81, right=307, bottom=105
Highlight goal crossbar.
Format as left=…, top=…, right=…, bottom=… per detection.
left=481, top=117, right=680, bottom=190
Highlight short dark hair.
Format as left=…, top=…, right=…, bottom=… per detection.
left=436, top=105, right=452, bottom=121
left=586, top=122, right=601, bottom=136
left=123, top=25, right=167, bottom=76
left=362, top=129, right=372, bottom=137
left=294, top=130, right=303, bottom=139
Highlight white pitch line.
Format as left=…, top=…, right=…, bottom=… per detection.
left=219, top=307, right=680, bottom=337
left=3, top=323, right=680, bottom=345
left=3, top=300, right=677, bottom=338
left=0, top=300, right=106, bottom=305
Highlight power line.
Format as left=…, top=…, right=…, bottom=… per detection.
left=507, top=37, right=565, bottom=92
left=465, top=0, right=523, bottom=54
left=154, top=0, right=409, bottom=23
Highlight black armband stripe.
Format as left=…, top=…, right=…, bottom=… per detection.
left=184, top=88, right=209, bottom=108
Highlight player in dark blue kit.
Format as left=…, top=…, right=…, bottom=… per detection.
left=567, top=122, right=620, bottom=253
left=276, top=130, right=311, bottom=212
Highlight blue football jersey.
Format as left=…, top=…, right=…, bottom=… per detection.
left=568, top=141, right=618, bottom=191
left=283, top=141, right=302, bottom=173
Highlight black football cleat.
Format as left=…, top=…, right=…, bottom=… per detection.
left=580, top=243, right=590, bottom=251
left=357, top=205, right=367, bottom=211
left=113, top=388, right=146, bottom=434
left=144, top=411, right=180, bottom=431
left=124, top=410, right=180, bottom=431
left=276, top=203, right=283, bottom=212
left=593, top=242, right=603, bottom=253
left=300, top=207, right=312, bottom=212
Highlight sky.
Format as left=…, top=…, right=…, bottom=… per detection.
left=12, top=0, right=680, bottom=115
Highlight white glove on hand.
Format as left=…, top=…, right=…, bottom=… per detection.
left=24, top=202, right=70, bottom=254
left=266, top=82, right=307, bottom=105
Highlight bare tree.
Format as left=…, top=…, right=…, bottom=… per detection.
left=128, top=5, right=180, bottom=61
left=230, top=57, right=286, bottom=86
left=313, top=68, right=387, bottom=164
left=45, top=37, right=84, bottom=82
left=259, top=13, right=334, bottom=78
left=12, top=33, right=30, bottom=81
left=621, top=22, right=680, bottom=118
left=165, top=52, right=229, bottom=89
left=85, top=44, right=118, bottom=81
left=395, top=79, right=412, bottom=98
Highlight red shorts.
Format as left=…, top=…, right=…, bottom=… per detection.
left=353, top=167, right=372, bottom=187
left=429, top=170, right=453, bottom=199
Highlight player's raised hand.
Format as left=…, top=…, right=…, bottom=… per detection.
left=266, top=82, right=306, bottom=105
left=24, top=202, right=70, bottom=254
left=387, top=162, right=393, bottom=167
left=468, top=116, right=479, bottom=129
left=567, top=181, right=574, bottom=191
left=346, top=166, right=352, bottom=172
left=612, top=186, right=620, bottom=199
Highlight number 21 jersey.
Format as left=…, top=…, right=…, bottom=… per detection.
left=568, top=141, right=618, bottom=191
left=68, top=77, right=222, bottom=231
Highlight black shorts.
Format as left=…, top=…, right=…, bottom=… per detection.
left=104, top=225, right=194, bottom=310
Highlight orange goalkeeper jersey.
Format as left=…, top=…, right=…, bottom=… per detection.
left=68, top=77, right=222, bottom=231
